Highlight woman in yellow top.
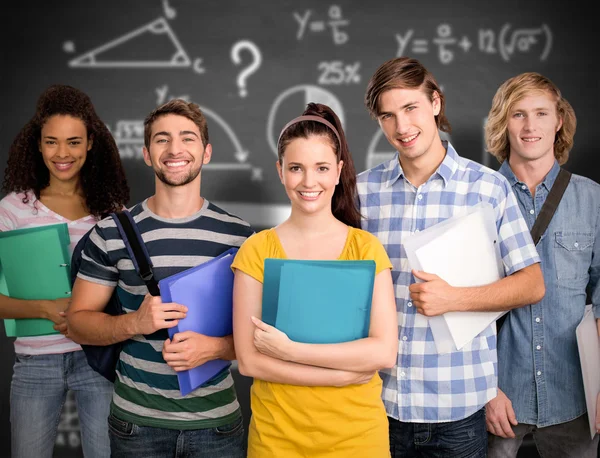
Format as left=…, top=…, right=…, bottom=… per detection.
left=231, top=102, right=398, bottom=457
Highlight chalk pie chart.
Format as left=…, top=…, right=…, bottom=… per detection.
left=266, top=85, right=345, bottom=156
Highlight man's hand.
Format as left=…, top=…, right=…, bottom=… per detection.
left=162, top=331, right=220, bottom=371
left=251, top=316, right=293, bottom=361
left=486, top=388, right=518, bottom=438
left=134, top=294, right=187, bottom=335
left=409, top=270, right=458, bottom=316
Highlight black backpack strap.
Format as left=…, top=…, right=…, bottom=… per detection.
left=111, top=211, right=160, bottom=296
left=530, top=168, right=572, bottom=245
left=497, top=168, right=572, bottom=333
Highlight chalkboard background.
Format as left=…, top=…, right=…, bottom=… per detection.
left=1, top=1, right=596, bottom=456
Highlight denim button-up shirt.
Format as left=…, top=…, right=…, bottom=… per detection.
left=498, top=160, right=600, bottom=427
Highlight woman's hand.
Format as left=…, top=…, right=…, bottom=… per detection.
left=47, top=298, right=70, bottom=336
left=251, top=316, right=294, bottom=361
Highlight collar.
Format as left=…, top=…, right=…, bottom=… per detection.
left=540, top=160, right=561, bottom=191
left=499, top=159, right=560, bottom=193
left=383, top=140, right=458, bottom=188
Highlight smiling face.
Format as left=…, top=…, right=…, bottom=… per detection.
left=507, top=90, right=562, bottom=164
left=377, top=86, right=441, bottom=163
left=276, top=135, right=343, bottom=217
left=143, top=114, right=212, bottom=187
left=39, top=114, right=91, bottom=186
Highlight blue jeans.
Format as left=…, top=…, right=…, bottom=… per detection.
left=10, top=350, right=112, bottom=458
left=389, top=408, right=488, bottom=458
left=108, top=413, right=246, bottom=458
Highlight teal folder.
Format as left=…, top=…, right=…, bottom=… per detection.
left=0, top=223, right=72, bottom=337
left=262, top=259, right=376, bottom=344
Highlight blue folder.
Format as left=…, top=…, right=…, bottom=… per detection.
left=159, top=247, right=238, bottom=396
left=262, top=259, right=376, bottom=343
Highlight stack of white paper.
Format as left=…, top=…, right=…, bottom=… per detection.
left=404, top=202, right=506, bottom=353
left=576, top=304, right=600, bottom=439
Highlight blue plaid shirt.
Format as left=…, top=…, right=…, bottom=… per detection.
left=357, top=142, right=540, bottom=423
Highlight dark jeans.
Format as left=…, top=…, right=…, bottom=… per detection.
left=488, top=413, right=598, bottom=458
left=389, top=407, right=487, bottom=458
left=108, top=413, right=246, bottom=458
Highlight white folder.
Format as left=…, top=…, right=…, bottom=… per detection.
left=403, top=202, right=506, bottom=353
left=576, top=304, right=599, bottom=439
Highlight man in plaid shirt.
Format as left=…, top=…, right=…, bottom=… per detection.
left=357, top=57, right=545, bottom=457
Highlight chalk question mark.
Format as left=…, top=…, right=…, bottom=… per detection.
left=230, top=40, right=262, bottom=98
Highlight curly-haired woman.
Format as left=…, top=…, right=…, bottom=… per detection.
left=0, top=84, right=129, bottom=458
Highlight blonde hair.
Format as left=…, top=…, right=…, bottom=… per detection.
left=485, top=72, right=576, bottom=165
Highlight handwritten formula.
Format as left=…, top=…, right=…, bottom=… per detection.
left=396, top=23, right=552, bottom=64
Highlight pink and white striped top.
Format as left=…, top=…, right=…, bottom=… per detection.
left=0, top=191, right=98, bottom=355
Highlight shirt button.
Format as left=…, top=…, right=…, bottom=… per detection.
left=537, top=371, right=542, bottom=376
left=529, top=209, right=535, bottom=214
left=574, top=242, right=579, bottom=248
left=402, top=336, right=408, bottom=341
left=521, top=185, right=527, bottom=190
left=417, top=194, right=423, bottom=201
left=535, top=317, right=541, bottom=323
left=407, top=301, right=413, bottom=307
left=536, top=345, right=541, bottom=350
left=400, top=371, right=406, bottom=377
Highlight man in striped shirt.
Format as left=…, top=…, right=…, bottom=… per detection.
left=357, top=57, right=545, bottom=457
left=68, top=99, right=253, bottom=457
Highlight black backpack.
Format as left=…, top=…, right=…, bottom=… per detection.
left=70, top=210, right=159, bottom=382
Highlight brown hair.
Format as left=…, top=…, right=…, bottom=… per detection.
left=365, top=57, right=451, bottom=133
left=144, top=99, right=209, bottom=148
left=485, top=72, right=576, bottom=165
left=2, top=84, right=129, bottom=218
left=277, top=103, right=361, bottom=228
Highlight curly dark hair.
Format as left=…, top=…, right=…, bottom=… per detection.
left=2, top=84, right=129, bottom=218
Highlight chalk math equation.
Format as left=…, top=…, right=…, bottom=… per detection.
left=294, top=5, right=349, bottom=45
left=396, top=23, right=552, bottom=64
left=292, top=5, right=553, bottom=65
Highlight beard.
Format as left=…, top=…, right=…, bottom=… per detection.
left=154, top=162, right=202, bottom=187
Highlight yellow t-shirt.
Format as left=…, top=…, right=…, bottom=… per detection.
left=232, top=227, right=393, bottom=458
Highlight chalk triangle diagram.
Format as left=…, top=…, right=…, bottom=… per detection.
left=68, top=17, right=191, bottom=68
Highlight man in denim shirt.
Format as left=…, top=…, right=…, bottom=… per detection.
left=485, top=72, right=600, bottom=458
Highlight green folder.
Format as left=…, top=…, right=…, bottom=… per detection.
left=0, top=223, right=72, bottom=337
left=262, top=259, right=376, bottom=343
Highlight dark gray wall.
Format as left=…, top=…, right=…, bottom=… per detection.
left=1, top=1, right=596, bottom=456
